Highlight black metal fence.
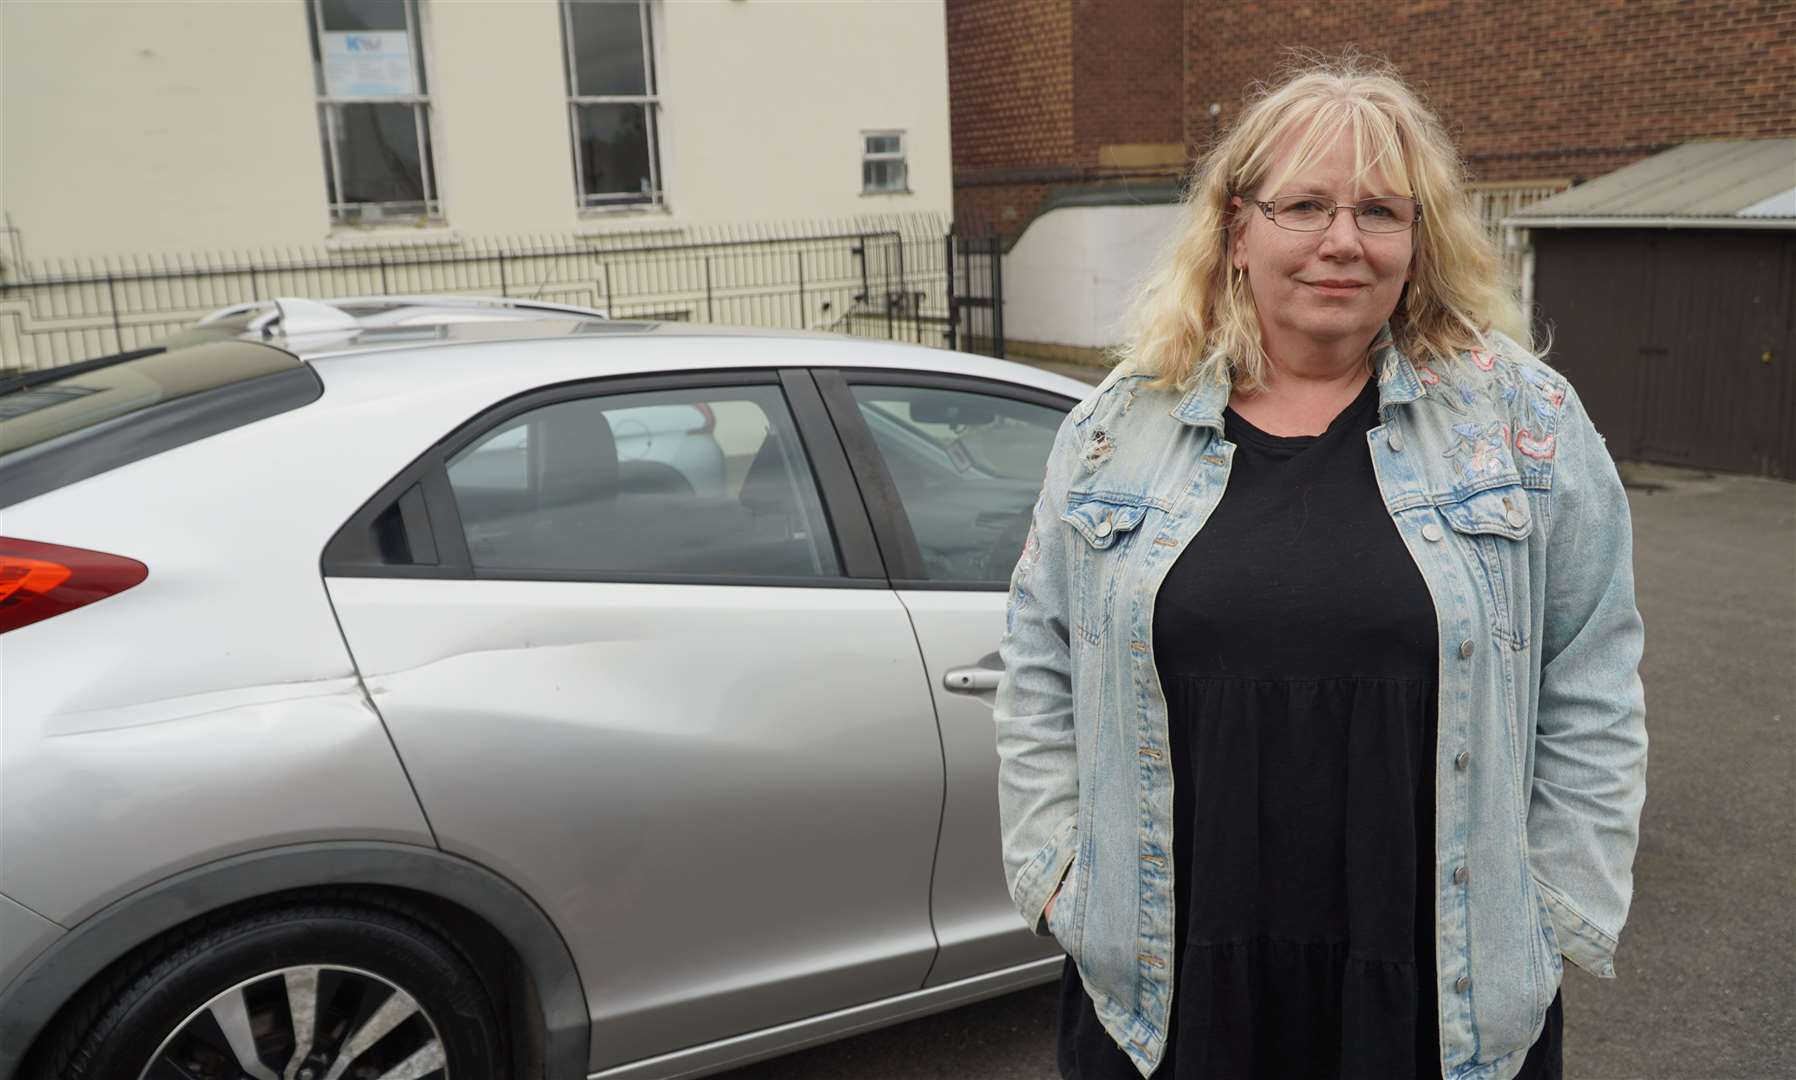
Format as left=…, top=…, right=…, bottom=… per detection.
left=0, top=216, right=1005, bottom=372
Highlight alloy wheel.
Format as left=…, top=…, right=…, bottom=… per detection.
left=137, top=964, right=447, bottom=1080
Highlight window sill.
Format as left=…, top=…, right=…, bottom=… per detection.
left=324, top=228, right=462, bottom=251
left=573, top=209, right=684, bottom=239
left=861, top=189, right=915, bottom=197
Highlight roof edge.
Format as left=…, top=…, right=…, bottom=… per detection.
left=1502, top=215, right=1796, bottom=231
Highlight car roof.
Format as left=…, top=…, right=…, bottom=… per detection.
left=153, top=294, right=1096, bottom=401
left=167, top=294, right=896, bottom=357
left=161, top=294, right=619, bottom=352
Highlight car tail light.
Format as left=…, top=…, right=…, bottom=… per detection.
left=0, top=538, right=147, bottom=635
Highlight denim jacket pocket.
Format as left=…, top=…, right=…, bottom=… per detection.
left=1046, top=853, right=1084, bottom=960
left=1530, top=874, right=1565, bottom=1009
left=1063, top=492, right=1151, bottom=549
left=1438, top=482, right=1535, bottom=649
left=1062, top=492, right=1151, bottom=643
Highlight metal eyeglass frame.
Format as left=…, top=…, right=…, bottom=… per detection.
left=1248, top=194, right=1425, bottom=233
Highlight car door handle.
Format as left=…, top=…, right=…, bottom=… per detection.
left=943, top=666, right=1003, bottom=694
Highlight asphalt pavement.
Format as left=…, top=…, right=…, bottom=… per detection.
left=714, top=357, right=1796, bottom=1080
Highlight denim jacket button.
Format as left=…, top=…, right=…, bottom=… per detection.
left=1455, top=750, right=1471, bottom=770
left=1422, top=523, right=1444, bottom=542
left=1096, top=518, right=1114, bottom=538
left=1456, top=974, right=1472, bottom=993
left=1459, top=639, right=1475, bottom=659
left=1388, top=429, right=1404, bottom=452
left=1506, top=508, right=1527, bottom=528
left=1453, top=865, right=1469, bottom=885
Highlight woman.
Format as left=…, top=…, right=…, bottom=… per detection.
left=995, top=57, right=1646, bottom=1080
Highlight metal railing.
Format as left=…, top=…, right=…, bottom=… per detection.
left=0, top=214, right=1005, bottom=372
left=1468, top=180, right=1571, bottom=288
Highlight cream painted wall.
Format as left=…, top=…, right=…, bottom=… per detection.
left=1003, top=203, right=1182, bottom=350
left=3, top=0, right=324, bottom=257
left=0, top=0, right=950, bottom=260
left=0, top=8, right=9, bottom=248
left=657, top=0, right=951, bottom=223
left=424, top=0, right=581, bottom=236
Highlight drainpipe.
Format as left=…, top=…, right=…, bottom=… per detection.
left=1505, top=223, right=1536, bottom=318
left=1520, top=230, right=1536, bottom=321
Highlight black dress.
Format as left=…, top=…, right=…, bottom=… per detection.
left=1056, top=376, right=1562, bottom=1079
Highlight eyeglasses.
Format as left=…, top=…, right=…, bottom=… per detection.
left=1248, top=194, right=1423, bottom=234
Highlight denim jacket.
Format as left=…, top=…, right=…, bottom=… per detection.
left=995, top=326, right=1647, bottom=1080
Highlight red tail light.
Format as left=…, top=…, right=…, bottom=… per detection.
left=0, top=538, right=147, bottom=635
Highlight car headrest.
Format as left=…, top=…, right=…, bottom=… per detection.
left=533, top=402, right=620, bottom=509
left=740, top=428, right=795, bottom=515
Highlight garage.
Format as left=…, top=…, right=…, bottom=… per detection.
left=1507, top=139, right=1796, bottom=479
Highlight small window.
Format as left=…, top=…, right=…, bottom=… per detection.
left=447, top=385, right=840, bottom=579
left=849, top=385, right=1064, bottom=585
left=862, top=131, right=908, bottom=195
left=562, top=0, right=664, bottom=209
left=306, top=0, right=442, bottom=224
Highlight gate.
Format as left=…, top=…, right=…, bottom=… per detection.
left=944, top=234, right=1005, bottom=359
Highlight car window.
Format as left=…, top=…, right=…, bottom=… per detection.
left=447, top=384, right=840, bottom=578
left=849, top=384, right=1064, bottom=585
left=0, top=342, right=321, bottom=510
left=0, top=343, right=301, bottom=461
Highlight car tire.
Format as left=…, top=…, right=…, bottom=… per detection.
left=34, top=901, right=508, bottom=1080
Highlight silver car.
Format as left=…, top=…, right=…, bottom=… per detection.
left=0, top=297, right=1087, bottom=1080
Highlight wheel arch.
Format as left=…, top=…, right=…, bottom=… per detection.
left=0, top=841, right=589, bottom=1080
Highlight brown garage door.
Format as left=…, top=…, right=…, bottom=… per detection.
left=1533, top=229, right=1796, bottom=480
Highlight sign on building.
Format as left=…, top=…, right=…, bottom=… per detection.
left=322, top=31, right=416, bottom=98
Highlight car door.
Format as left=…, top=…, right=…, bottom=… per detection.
left=812, top=368, right=1076, bottom=986
left=322, top=369, right=944, bottom=1072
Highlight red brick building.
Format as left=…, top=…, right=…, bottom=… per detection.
left=949, top=0, right=1186, bottom=238
left=949, top=0, right=1796, bottom=242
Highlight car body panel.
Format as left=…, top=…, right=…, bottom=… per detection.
left=798, top=371, right=1080, bottom=988
left=296, top=326, right=1093, bottom=408
left=325, top=576, right=945, bottom=1071
left=0, top=406, right=435, bottom=924
left=586, top=956, right=1062, bottom=1080
left=894, top=590, right=1062, bottom=986
left=0, top=894, right=61, bottom=1002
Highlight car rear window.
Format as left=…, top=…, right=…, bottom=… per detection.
left=0, top=340, right=321, bottom=507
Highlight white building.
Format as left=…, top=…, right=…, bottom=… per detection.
left=1, top=0, right=952, bottom=259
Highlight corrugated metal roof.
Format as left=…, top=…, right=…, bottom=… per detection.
left=1506, top=139, right=1796, bottom=227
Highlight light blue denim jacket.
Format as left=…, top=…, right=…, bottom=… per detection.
left=995, top=326, right=1647, bottom=1080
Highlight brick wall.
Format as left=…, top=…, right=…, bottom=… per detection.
left=948, top=0, right=1076, bottom=172
left=1072, top=0, right=1184, bottom=159
left=1184, top=0, right=1796, bottom=182
left=948, top=0, right=1183, bottom=238
left=953, top=181, right=1060, bottom=237
left=950, top=0, right=1793, bottom=239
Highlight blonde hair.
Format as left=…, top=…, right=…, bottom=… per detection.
left=1116, top=54, right=1532, bottom=392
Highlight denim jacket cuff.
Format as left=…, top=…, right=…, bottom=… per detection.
left=1019, top=816, right=1079, bottom=937
left=1537, top=879, right=1620, bottom=978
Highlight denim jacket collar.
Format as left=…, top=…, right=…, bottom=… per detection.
left=1168, top=322, right=1426, bottom=431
